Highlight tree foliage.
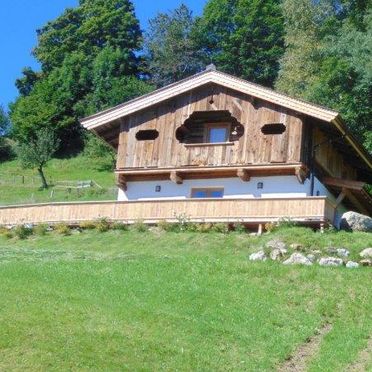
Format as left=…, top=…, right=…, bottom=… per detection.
left=10, top=0, right=151, bottom=154
left=194, top=0, right=285, bottom=87
left=17, top=128, right=60, bottom=189
left=144, top=4, right=203, bottom=87
left=276, top=0, right=372, bottom=151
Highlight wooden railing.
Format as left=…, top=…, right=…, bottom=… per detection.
left=0, top=197, right=334, bottom=226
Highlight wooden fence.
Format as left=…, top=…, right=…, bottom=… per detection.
left=0, top=197, right=335, bottom=226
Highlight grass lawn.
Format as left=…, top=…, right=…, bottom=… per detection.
left=0, top=155, right=115, bottom=205
left=0, top=227, right=371, bottom=370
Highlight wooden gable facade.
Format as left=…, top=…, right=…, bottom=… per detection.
left=81, top=68, right=372, bottom=216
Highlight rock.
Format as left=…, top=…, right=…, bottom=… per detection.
left=360, top=259, right=372, bottom=267
left=290, top=243, right=303, bottom=251
left=340, top=211, right=372, bottom=232
left=249, top=251, right=267, bottom=261
left=360, top=248, right=372, bottom=259
left=319, top=257, right=343, bottom=267
left=283, top=253, right=312, bottom=266
left=266, top=239, right=287, bottom=252
left=326, top=247, right=338, bottom=255
left=346, top=261, right=359, bottom=269
left=307, top=254, right=316, bottom=263
left=336, top=248, right=350, bottom=257
left=270, top=248, right=284, bottom=261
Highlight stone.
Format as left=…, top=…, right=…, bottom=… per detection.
left=319, top=257, right=343, bottom=267
left=326, top=247, right=338, bottom=255
left=336, top=248, right=350, bottom=257
left=290, top=243, right=303, bottom=251
left=270, top=248, right=284, bottom=261
left=360, top=259, right=372, bottom=267
left=283, top=253, right=312, bottom=266
left=340, top=211, right=372, bottom=232
left=307, top=254, right=316, bottom=263
left=266, top=239, right=287, bottom=252
left=346, top=261, right=359, bottom=269
left=360, top=248, right=372, bottom=259
left=249, top=251, right=267, bottom=261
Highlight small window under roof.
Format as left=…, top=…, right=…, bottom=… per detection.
left=136, top=129, right=159, bottom=141
left=261, top=123, right=286, bottom=135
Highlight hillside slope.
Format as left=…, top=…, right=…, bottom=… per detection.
left=0, top=155, right=116, bottom=205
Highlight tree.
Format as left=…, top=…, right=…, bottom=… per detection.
left=276, top=0, right=372, bottom=151
left=11, top=0, right=150, bottom=154
left=0, top=106, right=13, bottom=161
left=194, top=0, right=285, bottom=87
left=17, top=128, right=60, bottom=189
left=144, top=4, right=203, bottom=87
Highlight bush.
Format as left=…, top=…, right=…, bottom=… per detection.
left=34, top=224, right=48, bottom=236
left=111, top=222, right=129, bottom=231
left=157, top=220, right=174, bottom=232
left=14, top=225, right=33, bottom=240
left=95, top=217, right=110, bottom=232
left=54, top=223, right=71, bottom=236
left=195, top=223, right=214, bottom=233
left=0, top=227, right=13, bottom=239
left=79, top=221, right=96, bottom=230
left=132, top=220, right=148, bottom=232
left=211, top=223, right=229, bottom=234
left=233, top=222, right=246, bottom=233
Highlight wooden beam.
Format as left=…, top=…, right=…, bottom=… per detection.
left=295, top=166, right=307, bottom=184
left=323, top=177, right=365, bottom=191
left=115, top=174, right=127, bottom=191
left=335, top=188, right=347, bottom=206
left=170, top=171, right=183, bottom=184
left=344, top=189, right=370, bottom=216
left=237, top=168, right=250, bottom=182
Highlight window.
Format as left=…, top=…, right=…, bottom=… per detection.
left=261, top=123, right=286, bottom=135
left=135, top=129, right=159, bottom=141
left=205, top=124, right=229, bottom=143
left=191, top=188, right=224, bottom=198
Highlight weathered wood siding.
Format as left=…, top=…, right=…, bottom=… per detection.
left=313, top=127, right=356, bottom=179
left=0, top=198, right=333, bottom=226
left=117, top=84, right=305, bottom=169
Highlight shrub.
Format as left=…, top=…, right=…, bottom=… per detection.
left=0, top=227, right=13, bottom=239
left=157, top=220, right=175, bottom=232
left=111, top=221, right=129, bottom=231
left=79, top=221, right=96, bottom=230
left=132, top=219, right=149, bottom=232
left=233, top=222, right=246, bottom=233
left=195, top=223, right=214, bottom=233
left=54, top=223, right=71, bottom=236
left=34, top=224, right=48, bottom=236
left=14, top=225, right=33, bottom=240
left=173, top=212, right=190, bottom=231
left=95, top=217, right=110, bottom=232
left=211, top=223, right=229, bottom=234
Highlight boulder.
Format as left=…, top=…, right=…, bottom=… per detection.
left=283, top=253, right=312, bottom=266
left=340, top=211, right=372, bottom=232
left=266, top=239, right=287, bottom=252
left=360, top=259, right=372, bottom=267
left=360, top=248, right=372, bottom=259
left=307, top=254, right=316, bottom=263
left=337, top=248, right=350, bottom=257
left=319, top=257, right=343, bottom=267
left=346, top=261, right=359, bottom=269
left=270, top=249, right=284, bottom=261
left=249, top=251, right=267, bottom=261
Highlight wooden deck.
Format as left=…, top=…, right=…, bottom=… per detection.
left=0, top=197, right=335, bottom=226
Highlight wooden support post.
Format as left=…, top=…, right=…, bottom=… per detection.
left=115, top=174, right=127, bottom=191
left=170, top=171, right=183, bottom=185
left=258, top=223, right=263, bottom=236
left=295, top=166, right=307, bottom=184
left=237, top=168, right=250, bottom=182
left=335, top=188, right=347, bottom=206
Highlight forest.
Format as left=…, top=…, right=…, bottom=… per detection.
left=0, top=0, right=371, bottom=183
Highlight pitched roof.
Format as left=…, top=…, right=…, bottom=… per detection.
left=80, top=67, right=372, bottom=170
left=81, top=67, right=339, bottom=130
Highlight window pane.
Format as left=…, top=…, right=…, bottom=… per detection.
left=209, top=190, right=224, bottom=198
left=209, top=127, right=227, bottom=143
left=192, top=190, right=208, bottom=198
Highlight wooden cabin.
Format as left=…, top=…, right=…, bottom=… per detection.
left=80, top=65, right=372, bottom=228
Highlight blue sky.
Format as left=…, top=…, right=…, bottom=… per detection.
left=0, top=0, right=206, bottom=109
